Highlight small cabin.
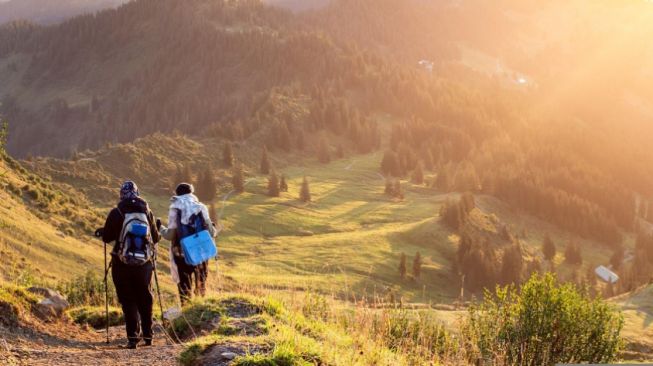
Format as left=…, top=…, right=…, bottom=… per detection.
left=595, top=265, right=619, bottom=284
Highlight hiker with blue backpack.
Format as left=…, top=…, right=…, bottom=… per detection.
left=96, top=181, right=161, bottom=349
left=160, top=183, right=218, bottom=305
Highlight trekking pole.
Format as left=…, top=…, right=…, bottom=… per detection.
left=103, top=241, right=110, bottom=344
left=152, top=255, right=166, bottom=329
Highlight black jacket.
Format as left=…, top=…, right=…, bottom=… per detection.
left=102, top=197, right=160, bottom=254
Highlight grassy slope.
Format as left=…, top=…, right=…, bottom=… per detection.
left=27, top=133, right=624, bottom=302
left=0, top=155, right=104, bottom=282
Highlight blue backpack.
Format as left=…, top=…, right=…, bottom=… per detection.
left=176, top=209, right=217, bottom=266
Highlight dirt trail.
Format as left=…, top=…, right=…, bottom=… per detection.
left=1, top=321, right=181, bottom=366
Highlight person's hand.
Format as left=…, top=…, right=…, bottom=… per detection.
left=156, top=218, right=162, bottom=231
left=94, top=228, right=104, bottom=238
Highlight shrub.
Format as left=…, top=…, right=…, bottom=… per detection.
left=58, top=271, right=116, bottom=307
left=461, top=273, right=623, bottom=365
left=68, top=306, right=124, bottom=329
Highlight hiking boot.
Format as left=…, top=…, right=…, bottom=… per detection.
left=126, top=340, right=139, bottom=349
left=143, top=338, right=153, bottom=347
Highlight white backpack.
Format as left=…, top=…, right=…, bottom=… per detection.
left=117, top=211, right=154, bottom=266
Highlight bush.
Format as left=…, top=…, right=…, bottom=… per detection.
left=58, top=271, right=116, bottom=307
left=461, top=273, right=623, bottom=365
left=68, top=306, right=124, bottom=329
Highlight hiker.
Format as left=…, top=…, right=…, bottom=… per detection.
left=97, top=181, right=160, bottom=349
left=160, top=183, right=217, bottom=305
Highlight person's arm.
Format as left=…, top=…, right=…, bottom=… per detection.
left=160, top=208, right=177, bottom=241
left=148, top=210, right=161, bottom=244
left=101, top=208, right=123, bottom=244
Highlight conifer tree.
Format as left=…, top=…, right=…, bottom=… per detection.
left=413, top=252, right=422, bottom=279
left=610, top=245, right=624, bottom=270
left=223, top=142, right=234, bottom=167
left=317, top=137, right=330, bottom=164
left=197, top=168, right=217, bottom=203
left=500, top=242, right=524, bottom=285
left=300, top=176, right=311, bottom=203
left=542, top=235, right=556, bottom=262
left=412, top=163, right=424, bottom=185
left=393, top=180, right=404, bottom=199
left=232, top=164, right=245, bottom=193
left=380, top=150, right=400, bottom=177
left=564, top=241, right=583, bottom=265
left=399, top=253, right=407, bottom=279
left=0, top=119, right=7, bottom=153
left=260, top=146, right=271, bottom=175
left=267, top=171, right=280, bottom=197
left=279, top=175, right=288, bottom=192
left=436, top=169, right=449, bottom=191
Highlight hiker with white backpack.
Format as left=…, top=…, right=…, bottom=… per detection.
left=96, top=181, right=161, bottom=349
left=160, top=183, right=218, bottom=305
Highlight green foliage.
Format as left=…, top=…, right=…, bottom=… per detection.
left=412, top=252, right=422, bottom=279
left=197, top=168, right=217, bottom=203
left=233, top=164, right=245, bottom=193
left=0, top=285, right=39, bottom=327
left=564, top=241, right=583, bottom=265
left=398, top=253, right=407, bottom=279
left=68, top=306, right=124, bottom=329
left=542, top=235, right=556, bottom=262
left=0, top=119, right=7, bottom=154
left=58, top=270, right=116, bottom=307
left=169, top=299, right=224, bottom=339
left=299, top=177, right=311, bottom=203
left=462, top=273, right=623, bottom=365
left=260, top=147, right=271, bottom=175
left=267, top=171, right=280, bottom=197
left=223, top=142, right=234, bottom=167
left=279, top=175, right=288, bottom=192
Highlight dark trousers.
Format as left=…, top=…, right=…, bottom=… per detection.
left=194, top=261, right=208, bottom=297
left=174, top=257, right=207, bottom=305
left=112, top=259, right=153, bottom=342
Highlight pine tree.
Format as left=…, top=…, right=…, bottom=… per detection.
left=260, top=146, right=271, bottom=175
left=564, top=241, right=583, bottom=265
left=385, top=179, right=395, bottom=197
left=399, top=253, right=407, bottom=279
left=393, top=180, right=404, bottom=199
left=267, top=171, right=280, bottom=197
left=197, top=168, right=217, bottom=203
left=317, top=137, right=330, bottom=164
left=435, top=169, right=449, bottom=191
left=232, top=164, right=245, bottom=193
left=380, top=150, right=400, bottom=177
left=300, top=176, right=311, bottom=203
left=0, top=119, right=7, bottom=154
left=500, top=242, right=524, bottom=285
left=610, top=245, right=624, bottom=270
left=542, top=235, right=556, bottom=262
left=412, top=163, right=424, bottom=185
left=413, top=252, right=422, bottom=279
left=279, top=175, right=288, bottom=192
left=223, top=142, right=234, bottom=167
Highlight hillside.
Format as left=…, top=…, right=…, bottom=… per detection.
left=0, top=0, right=128, bottom=25
left=25, top=133, right=624, bottom=302
left=0, top=152, right=104, bottom=281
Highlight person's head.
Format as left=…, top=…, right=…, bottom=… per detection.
left=175, top=183, right=194, bottom=196
left=120, top=180, right=139, bottom=201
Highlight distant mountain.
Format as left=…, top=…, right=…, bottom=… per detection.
left=263, top=0, right=330, bottom=12
left=0, top=0, right=128, bottom=25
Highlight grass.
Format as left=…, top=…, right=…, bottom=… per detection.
left=68, top=306, right=124, bottom=329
